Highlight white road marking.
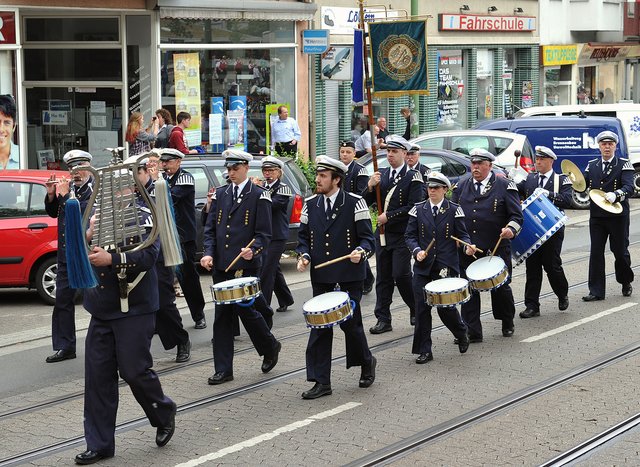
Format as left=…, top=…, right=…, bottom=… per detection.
left=521, top=302, right=637, bottom=343
left=174, top=402, right=362, bottom=467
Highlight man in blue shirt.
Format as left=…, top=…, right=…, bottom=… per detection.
left=271, top=106, right=301, bottom=157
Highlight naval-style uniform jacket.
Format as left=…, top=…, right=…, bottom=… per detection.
left=296, top=190, right=375, bottom=283
left=164, top=167, right=196, bottom=243
left=405, top=199, right=470, bottom=277
left=203, top=181, right=272, bottom=272
left=265, top=179, right=292, bottom=241
left=584, top=156, right=634, bottom=217
left=344, top=161, right=369, bottom=194
left=516, top=171, right=573, bottom=210
left=363, top=165, right=425, bottom=243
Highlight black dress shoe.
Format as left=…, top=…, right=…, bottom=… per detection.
left=369, top=321, right=392, bottom=334
left=502, top=321, right=515, bottom=337
left=46, top=349, right=76, bottom=363
left=359, top=356, right=376, bottom=388
left=558, top=297, right=569, bottom=311
left=468, top=335, right=483, bottom=343
left=582, top=294, right=604, bottom=302
left=156, top=402, right=177, bottom=447
left=410, top=315, right=416, bottom=326
left=276, top=302, right=294, bottom=313
left=75, top=450, right=111, bottom=465
left=208, top=372, right=234, bottom=385
left=261, top=341, right=281, bottom=373
left=519, top=308, right=540, bottom=319
left=457, top=334, right=470, bottom=354
left=194, top=318, right=207, bottom=329
left=363, top=282, right=374, bottom=295
left=623, top=283, right=633, bottom=297
left=175, top=341, right=191, bottom=363
left=415, top=353, right=433, bottom=364
left=301, top=382, right=332, bottom=399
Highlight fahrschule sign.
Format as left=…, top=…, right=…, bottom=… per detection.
left=439, top=14, right=536, bottom=32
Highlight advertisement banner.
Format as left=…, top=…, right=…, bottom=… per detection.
left=369, top=21, right=429, bottom=97
left=229, top=96, right=247, bottom=151
left=210, top=97, right=225, bottom=152
left=321, top=46, right=353, bottom=80
left=173, top=52, right=202, bottom=147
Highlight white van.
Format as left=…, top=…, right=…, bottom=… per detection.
left=514, top=103, right=640, bottom=190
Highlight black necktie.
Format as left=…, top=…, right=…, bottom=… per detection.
left=391, top=169, right=397, bottom=182
left=326, top=197, right=332, bottom=219
left=233, top=185, right=239, bottom=202
left=432, top=205, right=438, bottom=217
left=539, top=175, right=546, bottom=188
left=603, top=161, right=610, bottom=173
left=475, top=181, right=482, bottom=195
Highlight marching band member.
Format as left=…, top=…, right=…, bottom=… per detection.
left=200, top=150, right=281, bottom=385
left=364, top=135, right=425, bottom=333
left=582, top=131, right=634, bottom=301
left=405, top=172, right=475, bottom=364
left=44, top=150, right=94, bottom=363
left=516, top=146, right=572, bottom=318
left=451, top=149, right=522, bottom=341
left=296, top=156, right=376, bottom=399
left=405, top=144, right=430, bottom=178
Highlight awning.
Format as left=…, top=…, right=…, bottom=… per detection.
left=156, top=0, right=317, bottom=21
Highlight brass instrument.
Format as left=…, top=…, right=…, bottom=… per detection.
left=588, top=189, right=623, bottom=214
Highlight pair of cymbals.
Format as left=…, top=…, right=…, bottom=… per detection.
left=589, top=189, right=623, bottom=214
left=560, top=160, right=586, bottom=192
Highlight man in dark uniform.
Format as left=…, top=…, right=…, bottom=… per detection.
left=44, top=150, right=94, bottom=363
left=339, top=140, right=374, bottom=294
left=516, top=146, right=572, bottom=318
left=296, top=156, right=376, bottom=399
left=405, top=172, right=475, bottom=364
left=131, top=155, right=191, bottom=362
left=257, top=156, right=294, bottom=314
left=451, top=148, right=523, bottom=341
left=75, top=172, right=176, bottom=465
left=582, top=130, right=634, bottom=301
left=160, top=148, right=206, bottom=329
left=405, top=144, right=431, bottom=178
left=200, top=149, right=282, bottom=385
left=364, top=135, right=425, bottom=333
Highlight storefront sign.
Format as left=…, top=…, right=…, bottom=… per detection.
left=302, top=30, right=329, bottom=54
left=174, top=52, right=202, bottom=147
left=209, top=97, right=225, bottom=152
left=320, top=7, right=398, bottom=35
left=321, top=46, right=353, bottom=80
left=42, top=110, right=68, bottom=126
left=541, top=45, right=578, bottom=66
left=0, top=12, right=16, bottom=45
left=578, top=43, right=640, bottom=64
left=437, top=52, right=464, bottom=126
left=439, top=14, right=536, bottom=32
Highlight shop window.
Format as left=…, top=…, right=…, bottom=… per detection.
left=24, top=17, right=119, bottom=42
left=437, top=50, right=467, bottom=130
left=160, top=19, right=294, bottom=44
left=24, top=49, right=122, bottom=81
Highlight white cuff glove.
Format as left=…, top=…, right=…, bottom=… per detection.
left=605, top=192, right=617, bottom=203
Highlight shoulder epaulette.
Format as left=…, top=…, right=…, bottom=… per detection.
left=455, top=206, right=465, bottom=218
left=507, top=180, right=518, bottom=191
left=411, top=171, right=424, bottom=183
left=408, top=205, right=417, bottom=217
left=623, top=160, right=634, bottom=171
left=175, top=172, right=195, bottom=186
left=276, top=184, right=293, bottom=196
left=561, top=176, right=573, bottom=185
left=259, top=190, right=272, bottom=202
left=300, top=202, right=309, bottom=224
left=356, top=166, right=369, bottom=178
left=354, top=198, right=371, bottom=222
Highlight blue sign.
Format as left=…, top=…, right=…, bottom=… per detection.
left=229, top=96, right=247, bottom=151
left=302, top=29, right=329, bottom=54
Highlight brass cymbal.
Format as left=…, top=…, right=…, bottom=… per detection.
left=561, top=159, right=587, bottom=192
left=589, top=188, right=623, bottom=214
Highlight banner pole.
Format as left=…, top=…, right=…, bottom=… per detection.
left=358, top=0, right=386, bottom=246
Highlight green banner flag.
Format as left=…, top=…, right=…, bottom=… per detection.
left=369, top=20, right=429, bottom=97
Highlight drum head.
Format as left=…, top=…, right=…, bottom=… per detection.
left=425, top=277, right=468, bottom=293
left=214, top=277, right=258, bottom=289
left=303, top=291, right=349, bottom=312
left=466, top=256, right=506, bottom=280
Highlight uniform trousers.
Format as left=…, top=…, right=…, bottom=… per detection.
left=588, top=215, right=634, bottom=297
left=84, top=313, right=174, bottom=456
left=412, top=272, right=467, bottom=355
left=260, top=239, right=293, bottom=308
left=524, top=228, right=568, bottom=311
left=51, top=261, right=77, bottom=352
left=364, top=259, right=375, bottom=290
left=212, top=269, right=279, bottom=375
left=306, top=281, right=372, bottom=385
left=459, top=247, right=516, bottom=337
left=373, top=234, right=415, bottom=324
left=155, top=264, right=189, bottom=350
left=176, top=240, right=205, bottom=323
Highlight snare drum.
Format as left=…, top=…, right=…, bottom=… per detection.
left=210, top=277, right=262, bottom=305
left=466, top=256, right=509, bottom=292
left=302, top=291, right=353, bottom=329
left=511, top=188, right=568, bottom=265
left=424, top=278, right=471, bottom=307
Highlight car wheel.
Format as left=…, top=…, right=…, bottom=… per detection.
left=632, top=168, right=640, bottom=197
left=35, top=257, right=57, bottom=305
left=570, top=188, right=590, bottom=209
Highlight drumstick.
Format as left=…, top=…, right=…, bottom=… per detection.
left=314, top=253, right=353, bottom=269
left=491, top=236, right=504, bottom=258
left=416, top=238, right=436, bottom=261
left=450, top=236, right=484, bottom=254
left=224, top=238, right=256, bottom=273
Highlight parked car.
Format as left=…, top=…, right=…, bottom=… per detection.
left=180, top=153, right=313, bottom=258
left=358, top=148, right=508, bottom=188
left=0, top=169, right=68, bottom=304
left=475, top=115, right=629, bottom=208
left=409, top=129, right=535, bottom=177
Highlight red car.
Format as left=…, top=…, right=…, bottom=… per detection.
left=0, top=169, right=68, bottom=304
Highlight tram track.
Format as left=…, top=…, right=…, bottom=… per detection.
left=1, top=254, right=638, bottom=465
